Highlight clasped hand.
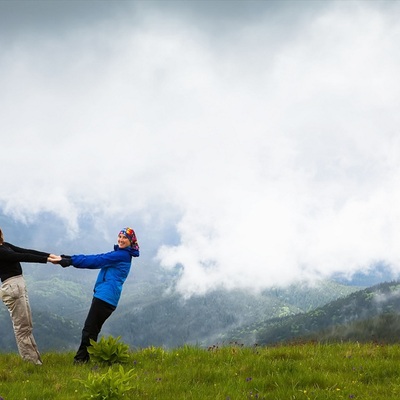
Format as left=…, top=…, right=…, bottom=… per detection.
left=48, top=254, right=62, bottom=263
left=47, top=254, right=72, bottom=267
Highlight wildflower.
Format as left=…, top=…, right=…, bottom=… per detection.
left=246, top=377, right=252, bottom=382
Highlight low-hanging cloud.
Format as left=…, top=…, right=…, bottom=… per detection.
left=1, top=1, right=400, bottom=296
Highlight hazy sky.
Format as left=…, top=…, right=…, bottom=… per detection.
left=1, top=0, right=400, bottom=296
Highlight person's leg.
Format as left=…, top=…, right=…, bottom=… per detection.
left=74, top=297, right=115, bottom=363
left=1, top=276, right=42, bottom=365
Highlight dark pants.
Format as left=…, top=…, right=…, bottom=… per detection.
left=74, top=297, right=116, bottom=363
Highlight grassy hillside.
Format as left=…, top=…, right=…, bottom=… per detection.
left=1, top=342, right=400, bottom=399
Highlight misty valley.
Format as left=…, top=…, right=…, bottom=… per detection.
left=1, top=264, right=399, bottom=353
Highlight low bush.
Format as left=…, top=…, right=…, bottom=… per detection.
left=87, top=335, right=130, bottom=365
left=77, top=365, right=136, bottom=400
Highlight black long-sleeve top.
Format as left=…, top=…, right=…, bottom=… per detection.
left=0, top=242, right=49, bottom=282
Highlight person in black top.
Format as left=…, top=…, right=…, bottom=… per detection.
left=0, top=227, right=59, bottom=364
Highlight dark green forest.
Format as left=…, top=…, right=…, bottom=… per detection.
left=253, top=281, right=400, bottom=345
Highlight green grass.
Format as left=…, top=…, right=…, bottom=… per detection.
left=1, top=342, right=400, bottom=399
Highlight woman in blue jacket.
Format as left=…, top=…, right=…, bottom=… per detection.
left=58, top=227, right=139, bottom=363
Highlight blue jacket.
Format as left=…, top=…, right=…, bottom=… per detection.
left=71, top=245, right=139, bottom=307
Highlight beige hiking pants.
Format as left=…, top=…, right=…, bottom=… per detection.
left=1, top=275, right=42, bottom=365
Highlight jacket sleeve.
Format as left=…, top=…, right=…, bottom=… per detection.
left=6, top=243, right=50, bottom=257
left=0, top=243, right=49, bottom=263
left=71, top=250, right=128, bottom=269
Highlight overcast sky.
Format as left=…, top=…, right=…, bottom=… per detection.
left=1, top=0, right=400, bottom=296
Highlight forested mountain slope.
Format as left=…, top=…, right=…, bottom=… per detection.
left=236, top=281, right=400, bottom=346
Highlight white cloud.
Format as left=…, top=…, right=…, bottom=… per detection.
left=1, top=1, right=400, bottom=295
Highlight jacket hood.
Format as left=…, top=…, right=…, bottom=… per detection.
left=114, top=244, right=140, bottom=257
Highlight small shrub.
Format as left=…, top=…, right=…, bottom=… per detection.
left=78, top=365, right=136, bottom=400
left=141, top=345, right=167, bottom=359
left=88, top=336, right=130, bottom=365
